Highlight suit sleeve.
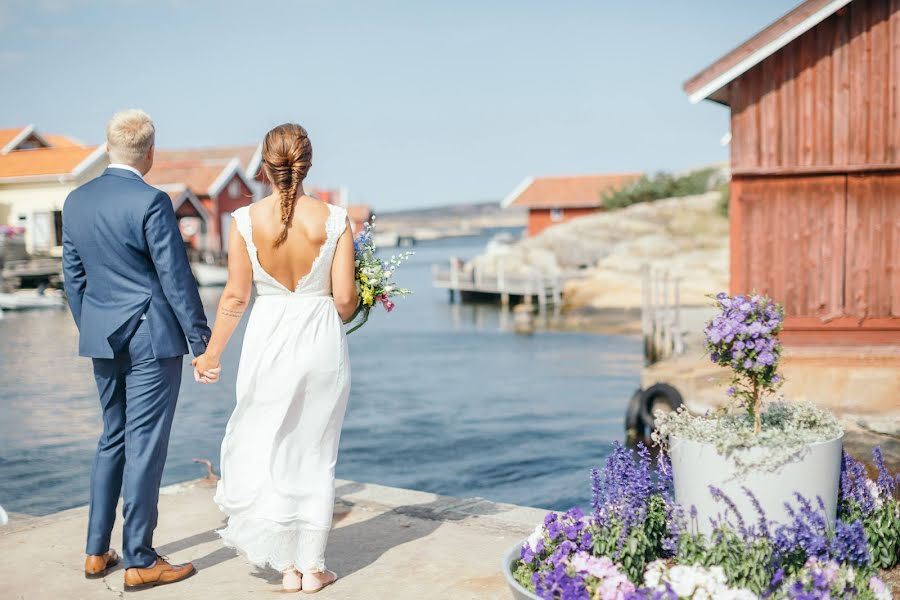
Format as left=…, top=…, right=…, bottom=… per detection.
left=61, top=205, right=86, bottom=330
left=144, top=192, right=211, bottom=356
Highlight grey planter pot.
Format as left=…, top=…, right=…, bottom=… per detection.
left=670, top=432, right=844, bottom=536
left=502, top=541, right=541, bottom=600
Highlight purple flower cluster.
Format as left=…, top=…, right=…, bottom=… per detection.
left=872, top=446, right=897, bottom=500
left=704, top=293, right=784, bottom=419
left=523, top=508, right=598, bottom=599
left=839, top=450, right=877, bottom=515
left=773, top=493, right=870, bottom=570
left=591, top=442, right=654, bottom=528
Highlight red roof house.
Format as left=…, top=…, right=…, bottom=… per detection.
left=145, top=157, right=255, bottom=254
left=502, top=173, right=643, bottom=236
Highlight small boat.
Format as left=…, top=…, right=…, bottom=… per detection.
left=191, top=263, right=229, bottom=287
left=0, top=292, right=65, bottom=310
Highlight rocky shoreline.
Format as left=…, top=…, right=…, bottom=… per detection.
left=470, top=192, right=729, bottom=312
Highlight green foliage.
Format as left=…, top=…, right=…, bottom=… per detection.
left=591, top=495, right=671, bottom=582
left=852, top=501, right=900, bottom=570
left=717, top=183, right=730, bottom=217
left=512, top=560, right=534, bottom=591
left=676, top=528, right=774, bottom=595
left=601, top=167, right=720, bottom=209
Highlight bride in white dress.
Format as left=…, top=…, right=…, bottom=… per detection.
left=192, top=123, right=358, bottom=593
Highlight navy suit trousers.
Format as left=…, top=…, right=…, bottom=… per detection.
left=85, top=319, right=182, bottom=568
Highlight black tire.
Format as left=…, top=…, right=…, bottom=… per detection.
left=640, top=383, right=683, bottom=432
left=624, top=388, right=646, bottom=440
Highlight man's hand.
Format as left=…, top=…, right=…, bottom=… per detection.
left=191, top=353, right=221, bottom=384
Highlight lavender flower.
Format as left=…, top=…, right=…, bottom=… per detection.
left=872, top=446, right=896, bottom=499
left=839, top=450, right=876, bottom=515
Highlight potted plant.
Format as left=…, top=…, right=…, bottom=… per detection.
left=654, top=293, right=844, bottom=533
left=502, top=442, right=897, bottom=599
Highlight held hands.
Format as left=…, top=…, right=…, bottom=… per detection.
left=191, top=353, right=221, bottom=384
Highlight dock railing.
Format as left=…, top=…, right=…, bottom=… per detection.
left=432, top=259, right=562, bottom=313
left=642, top=265, right=685, bottom=365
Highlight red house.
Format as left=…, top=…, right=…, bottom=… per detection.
left=685, top=0, right=899, bottom=345
left=145, top=157, right=255, bottom=254
left=502, top=173, right=643, bottom=236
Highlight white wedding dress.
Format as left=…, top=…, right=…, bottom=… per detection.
left=214, top=203, right=351, bottom=573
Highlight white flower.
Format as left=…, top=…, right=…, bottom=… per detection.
left=865, top=479, right=884, bottom=509
left=869, top=576, right=891, bottom=600
left=642, top=562, right=758, bottom=600
left=526, top=523, right=543, bottom=549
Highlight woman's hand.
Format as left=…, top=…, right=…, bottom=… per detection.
left=192, top=353, right=222, bottom=384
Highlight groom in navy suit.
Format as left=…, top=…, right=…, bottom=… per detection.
left=63, top=109, right=214, bottom=591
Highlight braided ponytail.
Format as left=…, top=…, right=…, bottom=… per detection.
left=261, top=124, right=312, bottom=247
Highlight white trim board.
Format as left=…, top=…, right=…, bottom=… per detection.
left=501, top=176, right=535, bottom=209
left=689, top=0, right=852, bottom=103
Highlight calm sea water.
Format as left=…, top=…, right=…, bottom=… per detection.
left=0, top=233, right=642, bottom=516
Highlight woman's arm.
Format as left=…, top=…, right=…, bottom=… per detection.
left=331, top=220, right=358, bottom=322
left=192, top=219, right=253, bottom=382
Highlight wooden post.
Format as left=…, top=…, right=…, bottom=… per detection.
left=661, top=271, right=670, bottom=358
left=449, top=257, right=460, bottom=304
left=524, top=275, right=534, bottom=307
left=498, top=264, right=509, bottom=307
left=536, top=274, right=547, bottom=316
left=673, top=277, right=684, bottom=355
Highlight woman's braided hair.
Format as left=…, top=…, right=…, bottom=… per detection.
left=261, top=123, right=312, bottom=247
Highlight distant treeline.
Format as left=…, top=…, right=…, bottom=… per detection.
left=601, top=167, right=730, bottom=216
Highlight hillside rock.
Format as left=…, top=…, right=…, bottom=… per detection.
left=470, top=192, right=729, bottom=309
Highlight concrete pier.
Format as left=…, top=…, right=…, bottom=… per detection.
left=0, top=479, right=546, bottom=599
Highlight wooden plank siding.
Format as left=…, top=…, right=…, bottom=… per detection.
left=727, top=0, right=900, bottom=173
left=723, top=0, right=900, bottom=344
left=845, top=174, right=900, bottom=318
left=732, top=173, right=900, bottom=344
left=730, top=176, right=847, bottom=320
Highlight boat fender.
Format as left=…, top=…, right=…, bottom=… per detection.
left=624, top=388, right=645, bottom=440
left=640, top=383, right=684, bottom=432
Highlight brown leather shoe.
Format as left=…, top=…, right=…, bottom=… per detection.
left=123, top=556, right=196, bottom=592
left=84, top=548, right=120, bottom=579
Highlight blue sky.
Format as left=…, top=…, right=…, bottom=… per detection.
left=1, top=0, right=797, bottom=209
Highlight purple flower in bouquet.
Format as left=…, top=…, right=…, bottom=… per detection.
left=347, top=217, right=412, bottom=334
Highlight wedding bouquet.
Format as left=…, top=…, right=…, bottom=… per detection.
left=344, top=217, right=412, bottom=334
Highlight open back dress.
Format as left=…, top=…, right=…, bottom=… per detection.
left=214, top=203, right=351, bottom=573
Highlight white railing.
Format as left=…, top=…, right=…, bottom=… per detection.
left=642, top=265, right=685, bottom=365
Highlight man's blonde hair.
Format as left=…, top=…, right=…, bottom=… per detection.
left=106, top=109, right=155, bottom=164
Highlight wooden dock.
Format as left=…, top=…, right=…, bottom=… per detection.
left=432, top=260, right=562, bottom=312
left=0, top=258, right=62, bottom=293
left=641, top=266, right=685, bottom=365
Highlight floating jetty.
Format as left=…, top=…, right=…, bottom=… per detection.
left=0, top=478, right=546, bottom=599
left=432, top=260, right=563, bottom=310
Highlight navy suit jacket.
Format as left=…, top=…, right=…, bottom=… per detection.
left=62, top=167, right=210, bottom=359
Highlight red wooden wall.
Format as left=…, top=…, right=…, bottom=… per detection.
left=527, top=207, right=597, bottom=236
left=726, top=0, right=900, bottom=344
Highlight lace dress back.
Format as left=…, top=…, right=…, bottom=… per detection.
left=214, top=202, right=351, bottom=573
